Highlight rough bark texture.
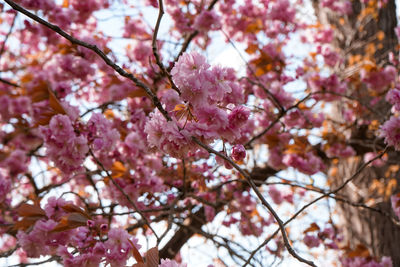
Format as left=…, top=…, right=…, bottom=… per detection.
left=313, top=0, right=400, bottom=264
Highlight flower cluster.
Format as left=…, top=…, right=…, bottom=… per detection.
left=146, top=52, right=250, bottom=158
left=40, top=114, right=89, bottom=174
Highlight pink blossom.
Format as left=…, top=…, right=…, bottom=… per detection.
left=48, top=114, right=75, bottom=138
left=87, top=113, right=120, bottom=153
left=228, top=106, right=250, bottom=128
left=326, top=143, right=356, bottom=158
left=380, top=116, right=400, bottom=150
left=40, top=114, right=89, bottom=174
left=386, top=88, right=400, bottom=111
left=308, top=73, right=347, bottom=101
left=123, top=18, right=149, bottom=38
left=161, top=89, right=182, bottom=112
left=195, top=106, right=229, bottom=131
left=145, top=111, right=190, bottom=157
left=269, top=185, right=283, bottom=205
left=11, top=96, right=32, bottom=116
left=304, top=234, right=320, bottom=248
left=319, top=45, right=341, bottom=67
left=231, top=144, right=246, bottom=162
left=341, top=256, right=392, bottom=267
left=321, top=0, right=352, bottom=14
left=171, top=52, right=210, bottom=80
left=159, top=259, right=187, bottom=267
left=104, top=228, right=141, bottom=267
left=193, top=10, right=221, bottom=32
left=2, top=149, right=29, bottom=176
left=17, top=219, right=61, bottom=258
left=171, top=52, right=210, bottom=106
left=283, top=152, right=325, bottom=175
left=269, top=0, right=296, bottom=23
left=363, top=152, right=386, bottom=167
left=314, top=28, right=334, bottom=43
left=361, top=65, right=397, bottom=92
left=391, top=194, right=400, bottom=219
left=0, top=173, right=11, bottom=203
left=44, top=197, right=71, bottom=221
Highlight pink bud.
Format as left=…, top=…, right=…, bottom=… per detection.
left=231, top=144, right=246, bottom=162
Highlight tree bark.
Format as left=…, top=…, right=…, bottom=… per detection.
left=313, top=0, right=400, bottom=264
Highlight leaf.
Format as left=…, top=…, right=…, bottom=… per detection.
left=48, top=87, right=66, bottom=115
left=145, top=247, right=159, bottom=267
left=50, top=212, right=89, bottom=233
left=128, top=89, right=147, bottom=98
left=13, top=216, right=45, bottom=231
left=130, top=240, right=144, bottom=264
left=13, top=203, right=47, bottom=231
left=111, top=161, right=127, bottom=178
left=245, top=44, right=258, bottom=54
left=346, top=244, right=370, bottom=258
left=17, top=203, right=46, bottom=217
left=62, top=0, right=69, bottom=8
left=377, top=31, right=385, bottom=41
left=61, top=203, right=91, bottom=219
left=303, top=223, right=320, bottom=234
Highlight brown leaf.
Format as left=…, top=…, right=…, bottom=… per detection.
left=48, top=88, right=66, bottom=115
left=17, top=203, right=46, bottom=217
left=145, top=247, right=159, bottom=267
left=13, top=216, right=44, bottom=231
left=346, top=244, right=370, bottom=258
left=130, top=240, right=144, bottom=264
left=111, top=161, right=127, bottom=179
left=61, top=204, right=91, bottom=219
left=128, top=89, right=147, bottom=98
left=303, top=223, right=320, bottom=234
left=50, top=212, right=88, bottom=233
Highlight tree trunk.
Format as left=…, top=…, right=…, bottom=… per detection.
left=313, top=0, right=400, bottom=264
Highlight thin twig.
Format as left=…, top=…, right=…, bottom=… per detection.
left=245, top=94, right=311, bottom=148
left=88, top=149, right=160, bottom=241
left=9, top=256, right=60, bottom=267
left=192, top=137, right=317, bottom=267
left=243, top=148, right=388, bottom=266
left=0, top=12, right=17, bottom=68
left=0, top=77, right=20, bottom=87
left=0, top=245, right=19, bottom=258
left=152, top=0, right=180, bottom=94
left=168, top=0, right=220, bottom=69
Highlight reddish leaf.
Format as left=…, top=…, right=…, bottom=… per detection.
left=48, top=88, right=66, bottom=115
left=145, top=247, right=159, bottom=267
left=303, top=223, right=320, bottom=234
left=128, top=89, right=147, bottom=98
left=130, top=240, right=144, bottom=264
left=61, top=203, right=91, bottom=219
left=13, top=216, right=45, bottom=231
left=346, top=244, right=370, bottom=258
left=51, top=212, right=88, bottom=233
left=17, top=203, right=46, bottom=217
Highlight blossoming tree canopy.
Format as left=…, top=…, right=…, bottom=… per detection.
left=0, top=0, right=400, bottom=266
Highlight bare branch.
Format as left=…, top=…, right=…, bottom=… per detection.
left=192, top=137, right=317, bottom=267
left=243, top=147, right=388, bottom=266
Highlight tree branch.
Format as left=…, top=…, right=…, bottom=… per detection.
left=4, top=0, right=172, bottom=122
